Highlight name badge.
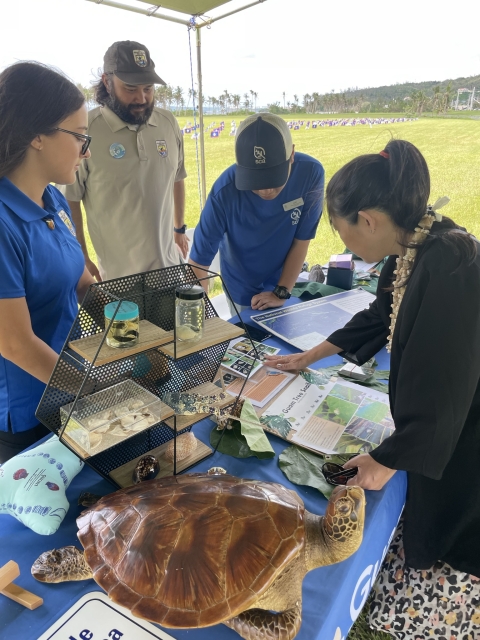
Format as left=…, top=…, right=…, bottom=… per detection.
left=283, top=197, right=304, bottom=212
left=58, top=210, right=76, bottom=236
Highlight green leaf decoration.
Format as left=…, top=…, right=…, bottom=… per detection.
left=239, top=400, right=275, bottom=456
left=278, top=445, right=334, bottom=498
left=210, top=400, right=275, bottom=460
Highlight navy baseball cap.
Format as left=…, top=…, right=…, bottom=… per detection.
left=235, top=114, right=293, bottom=191
left=104, top=40, right=166, bottom=85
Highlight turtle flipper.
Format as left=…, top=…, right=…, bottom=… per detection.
left=31, top=546, right=93, bottom=583
left=223, top=603, right=302, bottom=640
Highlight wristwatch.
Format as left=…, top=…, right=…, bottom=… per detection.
left=273, top=285, right=291, bottom=300
left=174, top=224, right=187, bottom=234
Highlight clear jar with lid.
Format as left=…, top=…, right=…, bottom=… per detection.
left=175, top=285, right=205, bottom=342
left=104, top=301, right=139, bottom=348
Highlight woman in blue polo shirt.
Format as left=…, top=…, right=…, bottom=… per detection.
left=0, top=62, right=95, bottom=462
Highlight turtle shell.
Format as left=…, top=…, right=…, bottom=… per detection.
left=77, top=473, right=305, bottom=628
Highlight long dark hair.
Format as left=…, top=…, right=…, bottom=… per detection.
left=0, top=62, right=85, bottom=178
left=93, top=72, right=111, bottom=106
left=326, top=139, right=476, bottom=265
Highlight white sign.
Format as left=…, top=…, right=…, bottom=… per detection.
left=37, top=591, right=176, bottom=640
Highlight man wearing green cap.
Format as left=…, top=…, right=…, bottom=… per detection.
left=65, top=40, right=188, bottom=281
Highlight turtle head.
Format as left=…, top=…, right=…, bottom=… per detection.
left=305, top=485, right=366, bottom=570
left=31, top=546, right=92, bottom=583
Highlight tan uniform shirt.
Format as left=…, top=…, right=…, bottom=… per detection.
left=65, top=105, right=187, bottom=280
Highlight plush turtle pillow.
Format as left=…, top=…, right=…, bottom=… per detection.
left=0, top=435, right=84, bottom=535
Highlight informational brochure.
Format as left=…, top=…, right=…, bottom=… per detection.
left=221, top=338, right=280, bottom=378
left=252, top=289, right=375, bottom=351
left=219, top=366, right=295, bottom=408
left=259, top=372, right=393, bottom=455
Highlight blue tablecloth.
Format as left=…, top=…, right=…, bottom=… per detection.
left=0, top=301, right=406, bottom=640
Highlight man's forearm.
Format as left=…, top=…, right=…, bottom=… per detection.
left=277, top=239, right=310, bottom=291
left=188, top=259, right=211, bottom=292
left=68, top=200, right=89, bottom=257
left=173, top=180, right=186, bottom=229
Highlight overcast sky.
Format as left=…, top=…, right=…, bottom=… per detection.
left=1, top=0, right=479, bottom=105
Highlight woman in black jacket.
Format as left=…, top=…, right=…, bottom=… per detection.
left=267, top=139, right=480, bottom=639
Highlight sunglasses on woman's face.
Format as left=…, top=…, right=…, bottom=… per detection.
left=322, top=461, right=358, bottom=486
left=55, top=127, right=92, bottom=155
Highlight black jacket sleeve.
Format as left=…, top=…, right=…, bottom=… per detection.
left=327, top=298, right=389, bottom=365
left=327, top=258, right=395, bottom=365
left=371, top=244, right=480, bottom=480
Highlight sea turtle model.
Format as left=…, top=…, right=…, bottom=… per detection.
left=32, top=473, right=365, bottom=640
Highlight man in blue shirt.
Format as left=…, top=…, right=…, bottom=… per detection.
left=189, top=113, right=324, bottom=314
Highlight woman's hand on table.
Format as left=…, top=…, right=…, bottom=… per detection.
left=264, top=351, right=315, bottom=374
left=344, top=454, right=396, bottom=491
left=264, top=341, right=343, bottom=374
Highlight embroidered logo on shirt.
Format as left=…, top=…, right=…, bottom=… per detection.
left=291, top=208, right=301, bottom=225
left=133, top=50, right=147, bottom=67
left=109, top=143, right=126, bottom=159
left=58, top=210, right=76, bottom=236
left=156, top=140, right=168, bottom=157
left=254, top=146, right=266, bottom=164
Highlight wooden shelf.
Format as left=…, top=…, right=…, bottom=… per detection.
left=109, top=436, right=212, bottom=488
left=68, top=320, right=173, bottom=366
left=158, top=317, right=244, bottom=359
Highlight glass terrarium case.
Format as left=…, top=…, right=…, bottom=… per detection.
left=36, top=264, right=257, bottom=488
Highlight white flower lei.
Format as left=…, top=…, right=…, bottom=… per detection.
left=386, top=197, right=450, bottom=353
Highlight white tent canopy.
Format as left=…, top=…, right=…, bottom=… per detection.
left=86, top=0, right=267, bottom=205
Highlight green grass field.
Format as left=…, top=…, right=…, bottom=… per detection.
left=176, top=113, right=480, bottom=269
left=82, top=113, right=480, bottom=276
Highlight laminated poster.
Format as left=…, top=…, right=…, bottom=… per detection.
left=259, top=374, right=394, bottom=455
left=252, top=289, right=376, bottom=351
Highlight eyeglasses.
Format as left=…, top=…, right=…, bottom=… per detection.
left=322, top=458, right=358, bottom=486
left=55, top=127, right=92, bottom=155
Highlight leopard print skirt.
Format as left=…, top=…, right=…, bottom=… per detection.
left=368, top=521, right=480, bottom=639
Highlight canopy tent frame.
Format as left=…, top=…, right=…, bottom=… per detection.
left=85, top=0, right=267, bottom=206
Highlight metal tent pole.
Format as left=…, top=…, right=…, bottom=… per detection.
left=196, top=27, right=207, bottom=207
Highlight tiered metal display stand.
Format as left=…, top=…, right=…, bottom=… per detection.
left=36, top=265, right=257, bottom=489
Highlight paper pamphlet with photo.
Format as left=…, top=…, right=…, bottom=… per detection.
left=258, top=371, right=394, bottom=455
left=218, top=366, right=295, bottom=409
left=221, top=338, right=281, bottom=378
left=251, top=289, right=376, bottom=351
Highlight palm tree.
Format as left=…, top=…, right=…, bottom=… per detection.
left=249, top=89, right=255, bottom=112
left=303, top=94, right=311, bottom=113
left=232, top=94, right=241, bottom=112
left=282, top=91, right=286, bottom=110
left=243, top=93, right=250, bottom=112
left=173, top=86, right=184, bottom=114
left=222, top=90, right=230, bottom=114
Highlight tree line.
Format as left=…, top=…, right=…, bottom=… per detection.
left=76, top=71, right=478, bottom=115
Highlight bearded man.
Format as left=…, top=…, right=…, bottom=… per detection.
left=65, top=41, right=187, bottom=281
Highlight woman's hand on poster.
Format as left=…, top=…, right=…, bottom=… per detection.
left=264, top=351, right=314, bottom=374
left=343, top=454, right=396, bottom=491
